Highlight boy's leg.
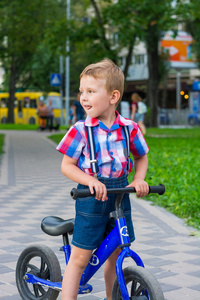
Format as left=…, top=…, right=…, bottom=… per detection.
left=104, top=248, right=121, bottom=300
left=61, top=246, right=92, bottom=300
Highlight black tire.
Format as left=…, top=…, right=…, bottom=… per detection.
left=112, top=266, right=164, bottom=300
left=16, top=244, right=61, bottom=300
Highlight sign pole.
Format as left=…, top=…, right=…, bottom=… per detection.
left=176, top=68, right=181, bottom=124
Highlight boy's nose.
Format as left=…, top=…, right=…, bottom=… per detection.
left=80, top=93, right=87, bottom=101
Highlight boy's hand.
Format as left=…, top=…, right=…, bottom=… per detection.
left=88, top=179, right=108, bottom=201
left=127, top=178, right=149, bottom=198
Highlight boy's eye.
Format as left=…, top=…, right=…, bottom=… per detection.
left=89, top=90, right=94, bottom=93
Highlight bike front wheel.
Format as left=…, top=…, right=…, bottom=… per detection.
left=16, top=244, right=62, bottom=300
left=112, top=266, right=164, bottom=300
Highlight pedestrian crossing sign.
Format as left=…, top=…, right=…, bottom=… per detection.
left=50, top=73, right=61, bottom=86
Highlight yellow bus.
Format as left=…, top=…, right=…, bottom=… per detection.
left=44, top=92, right=65, bottom=126
left=0, top=91, right=64, bottom=125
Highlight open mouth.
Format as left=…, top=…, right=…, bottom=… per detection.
left=84, top=105, right=92, bottom=110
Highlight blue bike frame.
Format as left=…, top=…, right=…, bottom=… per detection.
left=23, top=185, right=165, bottom=299
left=25, top=214, right=145, bottom=299
left=79, top=215, right=144, bottom=299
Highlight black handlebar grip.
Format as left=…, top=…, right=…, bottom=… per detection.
left=71, top=185, right=165, bottom=199
left=70, top=188, right=90, bottom=199
left=148, top=184, right=165, bottom=195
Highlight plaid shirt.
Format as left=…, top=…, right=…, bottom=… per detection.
left=57, top=111, right=149, bottom=178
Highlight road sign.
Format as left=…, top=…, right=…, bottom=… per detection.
left=192, top=81, right=200, bottom=91
left=50, top=73, right=61, bottom=86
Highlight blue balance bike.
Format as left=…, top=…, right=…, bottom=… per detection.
left=16, top=184, right=165, bottom=300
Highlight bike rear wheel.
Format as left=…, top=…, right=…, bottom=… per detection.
left=16, top=244, right=61, bottom=300
left=112, top=266, right=164, bottom=300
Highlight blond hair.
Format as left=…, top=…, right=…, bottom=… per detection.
left=131, top=92, right=142, bottom=103
left=80, top=59, right=124, bottom=106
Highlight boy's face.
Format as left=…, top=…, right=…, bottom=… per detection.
left=79, top=75, right=114, bottom=120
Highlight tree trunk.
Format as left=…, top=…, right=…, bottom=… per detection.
left=146, top=26, right=159, bottom=127
left=123, top=39, right=135, bottom=80
left=90, top=0, right=114, bottom=57
left=7, top=62, right=17, bottom=123
left=162, top=74, right=168, bottom=108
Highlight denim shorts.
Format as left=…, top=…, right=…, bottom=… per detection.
left=134, top=112, right=144, bottom=122
left=72, top=174, right=135, bottom=250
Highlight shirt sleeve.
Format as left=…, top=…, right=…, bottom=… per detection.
left=56, top=125, right=85, bottom=160
left=130, top=123, right=149, bottom=157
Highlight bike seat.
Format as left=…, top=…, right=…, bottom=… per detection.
left=41, top=216, right=75, bottom=236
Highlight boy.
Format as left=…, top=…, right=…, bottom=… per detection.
left=57, top=59, right=149, bottom=300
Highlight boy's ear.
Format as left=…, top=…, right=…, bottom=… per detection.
left=110, top=90, right=120, bottom=105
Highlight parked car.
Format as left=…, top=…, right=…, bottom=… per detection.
left=187, top=113, right=200, bottom=126
left=159, top=109, right=170, bottom=125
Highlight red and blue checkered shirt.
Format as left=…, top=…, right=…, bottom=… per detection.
left=56, top=111, right=149, bottom=178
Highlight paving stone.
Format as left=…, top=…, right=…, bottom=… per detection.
left=190, top=285, right=200, bottom=292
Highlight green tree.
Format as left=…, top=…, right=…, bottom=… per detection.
left=131, top=0, right=175, bottom=126
left=20, top=43, right=61, bottom=92
left=0, top=0, right=60, bottom=122
left=86, top=0, right=176, bottom=126
left=0, top=0, right=191, bottom=126
left=184, top=0, right=200, bottom=68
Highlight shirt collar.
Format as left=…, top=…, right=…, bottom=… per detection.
left=85, top=111, right=131, bottom=128
left=85, top=116, right=99, bottom=127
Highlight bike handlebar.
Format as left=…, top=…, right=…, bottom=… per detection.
left=70, top=184, right=165, bottom=200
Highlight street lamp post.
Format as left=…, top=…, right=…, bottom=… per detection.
left=59, top=55, right=64, bottom=125
left=65, top=0, right=70, bottom=125
left=176, top=68, right=181, bottom=124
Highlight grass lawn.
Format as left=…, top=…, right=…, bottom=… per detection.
left=0, top=124, right=38, bottom=130
left=48, top=133, right=66, bottom=145
left=146, top=129, right=200, bottom=230
left=49, top=127, right=200, bottom=231
left=0, top=123, right=68, bottom=131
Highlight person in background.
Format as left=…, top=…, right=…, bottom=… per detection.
left=69, top=103, right=74, bottom=125
left=73, top=92, right=85, bottom=122
left=37, top=100, right=47, bottom=130
left=46, top=99, right=54, bottom=131
left=130, top=92, right=146, bottom=135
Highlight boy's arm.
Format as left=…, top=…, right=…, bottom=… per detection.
left=61, top=154, right=108, bottom=201
left=126, top=154, right=149, bottom=198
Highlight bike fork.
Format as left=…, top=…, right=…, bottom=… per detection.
left=115, top=247, right=145, bottom=300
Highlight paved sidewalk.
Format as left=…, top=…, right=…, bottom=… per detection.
left=0, top=130, right=200, bottom=300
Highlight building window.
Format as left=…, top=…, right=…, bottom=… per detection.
left=119, top=56, right=126, bottom=66
left=133, top=54, right=145, bottom=65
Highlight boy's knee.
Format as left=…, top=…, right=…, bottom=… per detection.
left=71, top=249, right=92, bottom=270
left=75, top=254, right=88, bottom=269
